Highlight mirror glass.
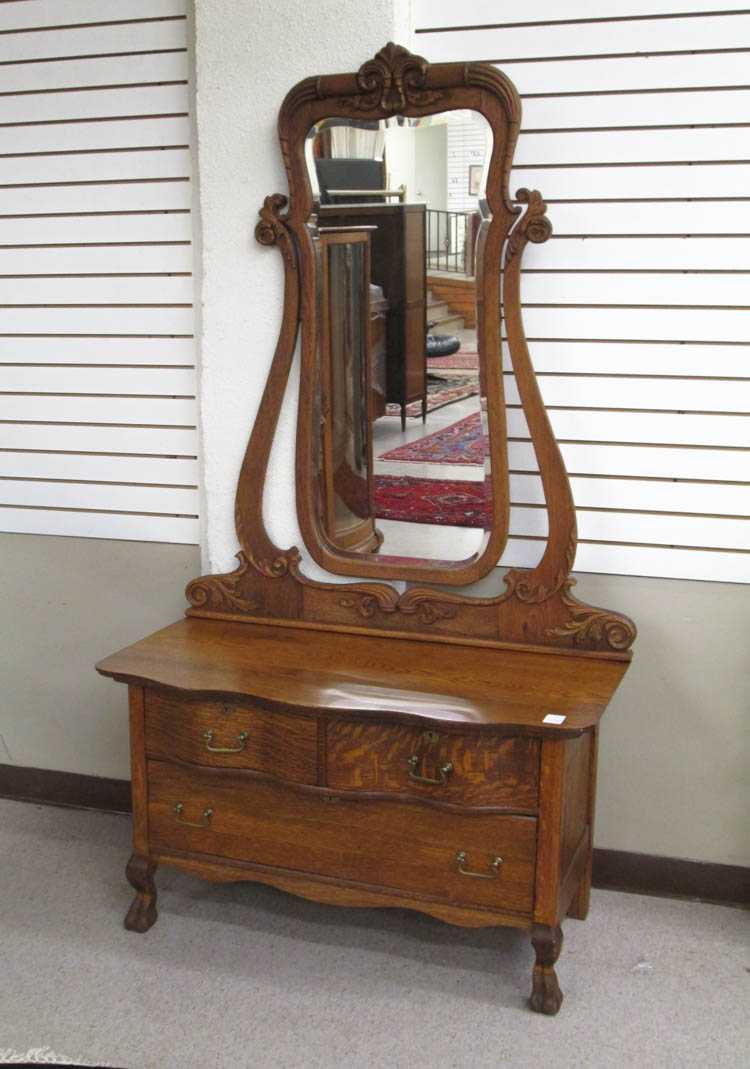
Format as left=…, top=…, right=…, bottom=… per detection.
left=306, top=110, right=494, bottom=565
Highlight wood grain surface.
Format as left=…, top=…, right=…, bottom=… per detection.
left=97, top=618, right=629, bottom=736
left=145, top=688, right=317, bottom=782
left=147, top=760, right=537, bottom=914
left=326, top=718, right=539, bottom=809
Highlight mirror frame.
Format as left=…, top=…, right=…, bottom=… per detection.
left=185, top=44, right=637, bottom=657
left=289, top=50, right=517, bottom=584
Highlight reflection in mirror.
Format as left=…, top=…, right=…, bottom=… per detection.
left=318, top=229, right=381, bottom=555
left=307, top=111, right=495, bottom=566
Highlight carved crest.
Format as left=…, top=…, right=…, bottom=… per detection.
left=340, top=42, right=444, bottom=112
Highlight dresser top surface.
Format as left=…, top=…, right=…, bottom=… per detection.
left=96, top=618, right=629, bottom=736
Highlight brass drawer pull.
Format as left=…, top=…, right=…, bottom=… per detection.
left=407, top=755, right=453, bottom=785
left=174, top=802, right=213, bottom=828
left=203, top=728, right=248, bottom=754
left=407, top=730, right=453, bottom=786
left=455, top=851, right=503, bottom=879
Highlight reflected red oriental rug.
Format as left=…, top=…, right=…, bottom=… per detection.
left=385, top=373, right=478, bottom=419
left=426, top=350, right=479, bottom=370
left=373, top=474, right=489, bottom=528
left=378, top=411, right=488, bottom=466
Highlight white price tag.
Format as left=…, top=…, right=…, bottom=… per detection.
left=543, top=713, right=567, bottom=725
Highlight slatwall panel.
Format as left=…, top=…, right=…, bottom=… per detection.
left=0, top=0, right=198, bottom=544
left=416, top=1, right=750, bottom=583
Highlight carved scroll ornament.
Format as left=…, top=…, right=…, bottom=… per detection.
left=339, top=42, right=445, bottom=112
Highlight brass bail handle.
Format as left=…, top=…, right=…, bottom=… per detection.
left=455, top=851, right=503, bottom=879
left=407, top=730, right=453, bottom=786
left=174, top=802, right=213, bottom=828
left=203, top=729, right=249, bottom=754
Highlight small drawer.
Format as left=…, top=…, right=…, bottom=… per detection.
left=326, top=719, right=539, bottom=810
left=147, top=760, right=537, bottom=914
left=144, top=689, right=318, bottom=784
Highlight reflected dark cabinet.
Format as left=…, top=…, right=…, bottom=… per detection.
left=370, top=283, right=388, bottom=421
left=319, top=203, right=426, bottom=429
left=318, top=228, right=381, bottom=554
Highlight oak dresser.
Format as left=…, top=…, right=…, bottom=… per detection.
left=96, top=42, right=636, bottom=1015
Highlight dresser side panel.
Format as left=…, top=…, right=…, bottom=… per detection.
left=533, top=737, right=566, bottom=926
left=560, top=733, right=593, bottom=876
left=128, top=684, right=149, bottom=854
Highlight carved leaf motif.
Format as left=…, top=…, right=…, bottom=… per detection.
left=339, top=41, right=444, bottom=112
left=503, top=569, right=553, bottom=605
left=252, top=550, right=299, bottom=578
left=545, top=584, right=637, bottom=652
left=255, top=193, right=290, bottom=247
left=505, top=188, right=552, bottom=266
left=503, top=532, right=576, bottom=605
left=186, top=553, right=258, bottom=613
left=338, top=588, right=399, bottom=618
left=185, top=549, right=303, bottom=614
left=410, top=601, right=457, bottom=625
left=338, top=589, right=457, bottom=625
left=398, top=588, right=458, bottom=623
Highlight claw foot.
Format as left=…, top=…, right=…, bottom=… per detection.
left=530, top=963, right=564, bottom=1015
left=124, top=852, right=158, bottom=933
left=529, top=924, right=564, bottom=1015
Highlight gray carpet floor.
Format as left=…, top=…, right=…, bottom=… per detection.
left=0, top=797, right=747, bottom=1069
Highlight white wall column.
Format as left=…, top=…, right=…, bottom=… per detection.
left=193, top=0, right=412, bottom=572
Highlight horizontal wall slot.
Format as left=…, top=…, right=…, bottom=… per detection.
left=418, top=1, right=750, bottom=583
left=0, top=0, right=198, bottom=546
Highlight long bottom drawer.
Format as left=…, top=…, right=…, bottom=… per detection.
left=148, top=761, right=537, bottom=914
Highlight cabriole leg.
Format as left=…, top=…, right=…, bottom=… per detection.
left=124, top=852, right=158, bottom=932
left=530, top=923, right=564, bottom=1015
